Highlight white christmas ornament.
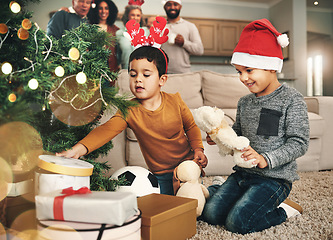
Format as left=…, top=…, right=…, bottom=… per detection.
left=55, top=66, right=65, bottom=77
left=1, top=62, right=13, bottom=75
left=76, top=72, right=87, bottom=84
left=111, top=166, right=160, bottom=197
left=10, top=1, right=21, bottom=13
left=28, top=78, right=38, bottom=90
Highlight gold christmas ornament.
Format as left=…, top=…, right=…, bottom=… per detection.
left=8, top=93, right=17, bottom=102
left=68, top=47, right=80, bottom=61
left=0, top=23, right=8, bottom=34
left=55, top=66, right=65, bottom=77
left=10, top=1, right=21, bottom=13
left=17, top=28, right=29, bottom=40
left=21, top=19, right=32, bottom=30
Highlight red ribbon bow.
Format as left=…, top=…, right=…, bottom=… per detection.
left=53, top=187, right=91, bottom=221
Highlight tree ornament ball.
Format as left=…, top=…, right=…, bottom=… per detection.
left=28, top=79, right=39, bottom=90
left=17, top=28, right=29, bottom=40
left=0, top=23, right=8, bottom=34
left=21, top=19, right=32, bottom=30
left=55, top=66, right=65, bottom=77
left=10, top=1, right=21, bottom=13
left=8, top=93, right=17, bottom=102
left=1, top=62, right=13, bottom=75
left=76, top=72, right=87, bottom=84
left=68, top=47, right=80, bottom=61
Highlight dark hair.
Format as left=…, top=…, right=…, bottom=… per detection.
left=129, top=46, right=169, bottom=77
left=121, top=5, right=144, bottom=27
left=88, top=0, right=118, bottom=26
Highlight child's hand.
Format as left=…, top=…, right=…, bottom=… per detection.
left=56, top=143, right=87, bottom=159
left=241, top=146, right=268, bottom=168
left=206, top=133, right=216, bottom=145
left=194, top=148, right=208, bottom=168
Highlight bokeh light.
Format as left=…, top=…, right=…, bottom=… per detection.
left=21, top=19, right=32, bottom=30
left=8, top=93, right=16, bottom=102
left=10, top=209, right=37, bottom=233
left=28, top=78, right=39, bottom=90
left=39, top=222, right=83, bottom=240
left=17, top=28, right=29, bottom=40
left=0, top=157, right=13, bottom=201
left=0, top=222, right=5, bottom=240
left=10, top=1, right=21, bottom=13
left=68, top=47, right=80, bottom=61
left=1, top=62, right=13, bottom=74
left=0, top=23, right=8, bottom=34
left=55, top=66, right=65, bottom=77
left=49, top=76, right=102, bottom=126
left=76, top=72, right=87, bottom=84
left=0, top=122, right=43, bottom=174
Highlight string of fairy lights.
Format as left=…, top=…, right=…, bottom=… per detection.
left=1, top=1, right=111, bottom=109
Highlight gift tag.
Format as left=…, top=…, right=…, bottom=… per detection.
left=38, top=155, right=93, bottom=177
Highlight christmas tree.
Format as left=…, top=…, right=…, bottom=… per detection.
left=0, top=0, right=134, bottom=191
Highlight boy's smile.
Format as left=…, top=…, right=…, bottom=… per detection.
left=234, top=64, right=280, bottom=97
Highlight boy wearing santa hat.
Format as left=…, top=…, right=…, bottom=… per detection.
left=202, top=19, right=309, bottom=234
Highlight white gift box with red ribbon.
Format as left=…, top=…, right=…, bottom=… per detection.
left=35, top=187, right=138, bottom=226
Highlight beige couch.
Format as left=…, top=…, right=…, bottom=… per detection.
left=97, top=70, right=333, bottom=177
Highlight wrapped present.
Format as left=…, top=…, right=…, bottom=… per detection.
left=35, top=155, right=93, bottom=195
left=35, top=187, right=138, bottom=226
left=37, top=210, right=141, bottom=240
left=138, top=193, right=197, bottom=240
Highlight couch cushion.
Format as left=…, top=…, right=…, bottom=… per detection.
left=308, top=112, right=324, bottom=138
left=201, top=70, right=249, bottom=109
left=162, top=72, right=203, bottom=109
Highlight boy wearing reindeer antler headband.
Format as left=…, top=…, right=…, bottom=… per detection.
left=202, top=19, right=309, bottom=234
left=57, top=17, right=208, bottom=195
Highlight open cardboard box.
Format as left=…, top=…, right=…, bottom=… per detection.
left=137, top=193, right=198, bottom=240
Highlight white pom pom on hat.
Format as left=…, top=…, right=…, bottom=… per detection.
left=231, top=18, right=289, bottom=73
left=162, top=0, right=182, bottom=5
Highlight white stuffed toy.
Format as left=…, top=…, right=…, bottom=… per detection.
left=175, top=160, right=210, bottom=217
left=193, top=106, right=257, bottom=168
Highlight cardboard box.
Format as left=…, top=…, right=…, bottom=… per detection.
left=138, top=193, right=198, bottom=240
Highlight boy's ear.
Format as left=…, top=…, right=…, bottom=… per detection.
left=159, top=74, right=168, bottom=86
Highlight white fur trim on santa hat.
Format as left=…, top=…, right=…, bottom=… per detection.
left=231, top=52, right=284, bottom=73
left=162, top=0, right=182, bottom=5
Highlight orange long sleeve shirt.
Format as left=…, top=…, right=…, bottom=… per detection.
left=79, top=92, right=203, bottom=174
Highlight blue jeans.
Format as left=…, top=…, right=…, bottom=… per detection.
left=202, top=171, right=292, bottom=234
left=154, top=172, right=174, bottom=195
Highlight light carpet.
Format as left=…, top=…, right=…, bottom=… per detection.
left=190, top=170, right=333, bottom=240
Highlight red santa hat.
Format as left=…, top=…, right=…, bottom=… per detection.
left=231, top=18, right=289, bottom=73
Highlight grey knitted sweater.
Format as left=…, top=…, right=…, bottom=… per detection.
left=232, top=84, right=309, bottom=182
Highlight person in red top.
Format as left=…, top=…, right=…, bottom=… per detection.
left=57, top=46, right=208, bottom=195
left=88, top=0, right=119, bottom=72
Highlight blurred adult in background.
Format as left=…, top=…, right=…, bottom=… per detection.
left=161, top=0, right=204, bottom=74
left=47, top=0, right=92, bottom=39
left=145, top=16, right=156, bottom=29
left=116, top=4, right=148, bottom=69
left=88, top=0, right=119, bottom=72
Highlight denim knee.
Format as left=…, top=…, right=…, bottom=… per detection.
left=202, top=203, right=222, bottom=225
left=225, top=211, right=252, bottom=234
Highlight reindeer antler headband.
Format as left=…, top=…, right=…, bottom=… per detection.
left=124, top=16, right=169, bottom=73
left=124, top=16, right=169, bottom=49
left=128, top=0, right=144, bottom=6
